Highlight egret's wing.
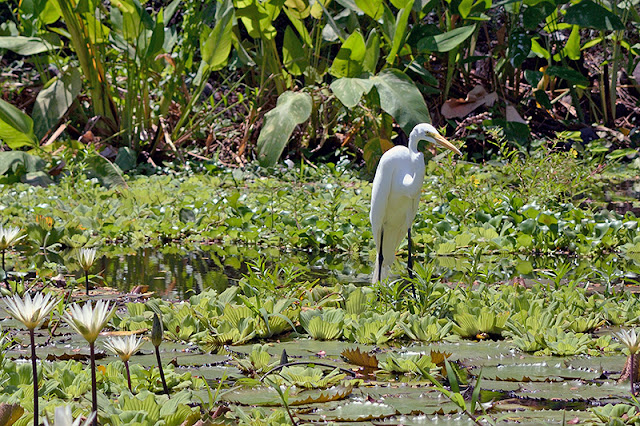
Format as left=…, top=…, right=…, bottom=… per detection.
left=370, top=158, right=393, bottom=246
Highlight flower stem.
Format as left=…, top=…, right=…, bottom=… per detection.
left=632, top=353, right=636, bottom=396
left=125, top=360, right=132, bottom=392
left=90, top=342, right=98, bottom=426
left=154, top=345, right=170, bottom=397
left=30, top=329, right=38, bottom=426
left=85, top=270, right=90, bottom=296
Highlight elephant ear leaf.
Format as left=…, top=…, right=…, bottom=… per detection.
left=257, top=91, right=312, bottom=167
left=0, top=99, right=37, bottom=149
left=371, top=69, right=431, bottom=135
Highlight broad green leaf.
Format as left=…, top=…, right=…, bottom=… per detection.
left=371, top=69, right=431, bottom=135
left=284, top=0, right=310, bottom=19
left=458, top=0, right=473, bottom=19
left=0, top=36, right=56, bottom=55
left=607, top=148, right=638, bottom=160
left=524, top=70, right=543, bottom=87
left=257, top=91, right=313, bottom=166
left=523, top=2, right=555, bottom=29
left=530, top=38, right=550, bottom=59
left=115, top=147, right=137, bottom=172
left=386, top=0, right=414, bottom=64
left=330, top=77, right=374, bottom=108
left=236, top=0, right=278, bottom=40
left=143, top=10, right=165, bottom=61
left=363, top=29, right=380, bottom=73
left=564, top=0, right=624, bottom=31
left=21, top=171, right=53, bottom=187
left=561, top=25, right=581, bottom=61
left=283, top=8, right=313, bottom=46
left=390, top=0, right=412, bottom=7
left=508, top=29, right=531, bottom=68
left=84, top=154, right=127, bottom=188
left=418, top=25, right=476, bottom=52
left=283, top=26, right=308, bottom=75
left=355, top=0, right=383, bottom=19
left=32, top=67, right=82, bottom=140
left=0, top=99, right=37, bottom=149
left=201, top=0, right=234, bottom=71
left=329, top=31, right=366, bottom=78
left=0, top=152, right=45, bottom=176
left=547, top=65, right=588, bottom=86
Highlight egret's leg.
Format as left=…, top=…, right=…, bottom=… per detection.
left=378, top=230, right=384, bottom=283
left=407, top=228, right=413, bottom=279
left=408, top=227, right=416, bottom=298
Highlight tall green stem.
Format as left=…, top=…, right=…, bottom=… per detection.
left=155, top=345, right=170, bottom=396
left=30, top=329, right=38, bottom=426
left=90, top=342, right=98, bottom=426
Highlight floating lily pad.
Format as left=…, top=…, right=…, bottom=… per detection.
left=474, top=362, right=601, bottom=382
left=297, top=400, right=397, bottom=421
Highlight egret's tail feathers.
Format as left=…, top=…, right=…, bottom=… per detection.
left=372, top=257, right=390, bottom=284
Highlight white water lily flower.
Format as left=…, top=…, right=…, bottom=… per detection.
left=0, top=225, right=25, bottom=250
left=104, top=335, right=143, bottom=362
left=615, top=328, right=640, bottom=354
left=63, top=300, right=114, bottom=343
left=77, top=248, right=97, bottom=271
left=3, top=292, right=58, bottom=330
left=44, top=406, right=95, bottom=426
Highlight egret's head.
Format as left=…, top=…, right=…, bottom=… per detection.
left=410, top=123, right=462, bottom=156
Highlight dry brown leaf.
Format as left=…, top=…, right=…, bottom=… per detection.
left=633, top=61, right=640, bottom=85
left=341, top=347, right=379, bottom=368
left=45, top=352, right=107, bottom=361
left=441, top=85, right=498, bottom=119
left=430, top=350, right=452, bottom=367
left=0, top=403, right=23, bottom=426
left=506, top=105, right=527, bottom=124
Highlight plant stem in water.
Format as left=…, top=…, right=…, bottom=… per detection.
left=90, top=342, right=98, bottom=426
left=85, top=270, right=90, bottom=296
left=155, top=345, right=170, bottom=397
left=30, top=329, right=38, bottom=426
left=631, top=353, right=636, bottom=396
left=125, top=360, right=132, bottom=392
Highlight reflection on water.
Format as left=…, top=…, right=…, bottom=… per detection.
left=95, top=247, right=640, bottom=299
left=95, top=246, right=370, bottom=299
left=19, top=244, right=640, bottom=300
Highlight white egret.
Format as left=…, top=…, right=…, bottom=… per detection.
left=370, top=123, right=461, bottom=283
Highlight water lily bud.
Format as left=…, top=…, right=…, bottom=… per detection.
left=78, top=248, right=98, bottom=272
left=151, top=313, right=163, bottom=347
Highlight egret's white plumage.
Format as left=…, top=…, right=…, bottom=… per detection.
left=370, top=123, right=461, bottom=283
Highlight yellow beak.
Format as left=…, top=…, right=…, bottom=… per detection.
left=433, top=134, right=462, bottom=156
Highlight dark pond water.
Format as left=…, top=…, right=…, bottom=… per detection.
left=76, top=246, right=640, bottom=299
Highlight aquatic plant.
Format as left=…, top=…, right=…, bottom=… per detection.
left=77, top=248, right=97, bottom=296
left=152, top=313, right=170, bottom=396
left=104, top=335, right=144, bottom=392
left=0, top=226, right=24, bottom=286
left=63, top=300, right=114, bottom=426
left=615, top=328, right=640, bottom=395
left=43, top=406, right=95, bottom=426
left=3, top=292, right=58, bottom=426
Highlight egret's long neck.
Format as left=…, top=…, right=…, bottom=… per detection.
left=408, top=135, right=421, bottom=154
